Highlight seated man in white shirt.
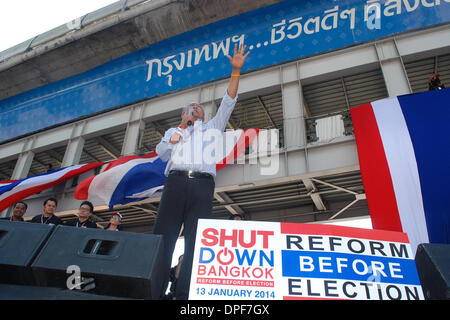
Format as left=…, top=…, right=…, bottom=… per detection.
left=154, top=43, right=249, bottom=300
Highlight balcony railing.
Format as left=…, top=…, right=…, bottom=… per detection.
left=306, top=110, right=353, bottom=144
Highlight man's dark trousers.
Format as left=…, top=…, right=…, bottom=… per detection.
left=153, top=172, right=215, bottom=300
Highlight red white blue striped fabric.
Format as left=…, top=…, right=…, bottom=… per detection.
left=350, top=89, right=450, bottom=253
left=74, top=151, right=166, bottom=209
left=75, top=129, right=259, bottom=210
left=0, top=162, right=104, bottom=212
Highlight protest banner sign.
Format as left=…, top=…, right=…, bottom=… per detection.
left=189, top=219, right=424, bottom=300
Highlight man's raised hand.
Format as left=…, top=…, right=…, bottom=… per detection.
left=226, top=43, right=250, bottom=73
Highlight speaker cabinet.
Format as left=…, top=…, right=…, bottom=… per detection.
left=415, top=243, right=450, bottom=300
left=31, top=225, right=165, bottom=299
left=0, top=220, right=55, bottom=286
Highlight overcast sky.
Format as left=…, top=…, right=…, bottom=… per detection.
left=0, top=0, right=119, bottom=52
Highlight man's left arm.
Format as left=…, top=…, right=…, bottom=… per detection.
left=207, top=43, right=249, bottom=131
left=207, top=91, right=238, bottom=132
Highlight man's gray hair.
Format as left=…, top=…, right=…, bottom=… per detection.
left=182, top=102, right=205, bottom=116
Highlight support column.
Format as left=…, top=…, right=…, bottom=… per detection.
left=62, top=137, right=85, bottom=167
left=375, top=40, right=412, bottom=97
left=62, top=122, right=86, bottom=166
left=11, top=138, right=35, bottom=180
left=202, top=102, right=217, bottom=122
left=122, top=105, right=145, bottom=156
left=199, top=85, right=217, bottom=123
left=281, top=66, right=306, bottom=150
left=4, top=147, right=35, bottom=217
left=122, top=120, right=145, bottom=156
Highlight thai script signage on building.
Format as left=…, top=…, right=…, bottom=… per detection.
left=1, top=0, right=449, bottom=141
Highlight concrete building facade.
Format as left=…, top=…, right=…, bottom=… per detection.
left=1, top=0, right=449, bottom=233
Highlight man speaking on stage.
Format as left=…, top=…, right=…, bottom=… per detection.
left=154, top=43, right=249, bottom=300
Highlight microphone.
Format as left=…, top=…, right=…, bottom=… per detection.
left=187, top=109, right=194, bottom=126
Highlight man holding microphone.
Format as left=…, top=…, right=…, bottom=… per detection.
left=154, top=43, right=249, bottom=300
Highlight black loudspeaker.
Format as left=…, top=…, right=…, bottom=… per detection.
left=31, top=225, right=165, bottom=299
left=415, top=243, right=450, bottom=300
left=0, top=220, right=55, bottom=286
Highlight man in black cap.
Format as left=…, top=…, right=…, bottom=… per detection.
left=30, top=197, right=62, bottom=225
left=65, top=201, right=98, bottom=228
left=103, top=212, right=122, bottom=231
left=0, top=201, right=27, bottom=222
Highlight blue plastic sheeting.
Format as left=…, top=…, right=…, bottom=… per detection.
left=1, top=0, right=449, bottom=142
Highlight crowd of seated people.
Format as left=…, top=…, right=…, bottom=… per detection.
left=1, top=197, right=122, bottom=231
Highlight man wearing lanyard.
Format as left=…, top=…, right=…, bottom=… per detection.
left=154, top=43, right=249, bottom=300
left=65, top=201, right=98, bottom=229
left=30, top=197, right=62, bottom=225
left=0, top=201, right=27, bottom=222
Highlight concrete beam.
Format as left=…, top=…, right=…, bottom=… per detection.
left=375, top=40, right=412, bottom=97
left=96, top=136, right=121, bottom=159
left=17, top=138, right=360, bottom=222
left=122, top=104, right=145, bottom=156
left=62, top=137, right=85, bottom=166
left=214, top=191, right=244, bottom=216
left=215, top=136, right=359, bottom=193
left=122, top=120, right=145, bottom=156
left=281, top=78, right=306, bottom=151
left=46, top=149, right=64, bottom=166
left=302, top=178, right=327, bottom=211
left=11, top=151, right=34, bottom=180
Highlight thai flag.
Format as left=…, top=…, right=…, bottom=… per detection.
left=74, top=151, right=167, bottom=209
left=0, top=163, right=104, bottom=212
left=75, top=129, right=259, bottom=210
left=350, top=89, right=450, bottom=253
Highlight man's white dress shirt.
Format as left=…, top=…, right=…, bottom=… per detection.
left=156, top=91, right=238, bottom=177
